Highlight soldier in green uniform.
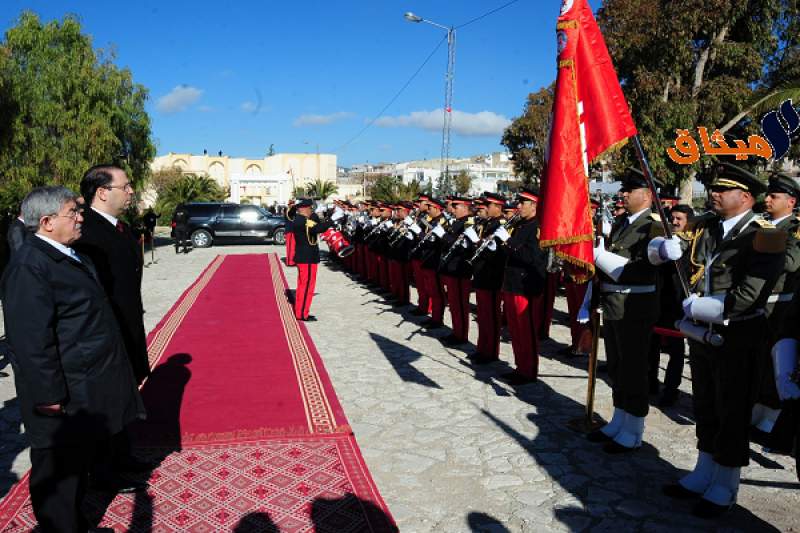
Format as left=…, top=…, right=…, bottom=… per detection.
left=751, top=173, right=800, bottom=438
left=662, top=162, right=785, bottom=518
left=587, top=168, right=673, bottom=453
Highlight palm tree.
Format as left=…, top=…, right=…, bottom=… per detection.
left=303, top=178, right=338, bottom=200
left=154, top=174, right=227, bottom=223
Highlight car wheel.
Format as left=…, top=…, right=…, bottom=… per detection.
left=191, top=229, right=212, bottom=248
left=273, top=228, right=286, bottom=245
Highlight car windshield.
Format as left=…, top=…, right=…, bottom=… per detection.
left=239, top=206, right=270, bottom=223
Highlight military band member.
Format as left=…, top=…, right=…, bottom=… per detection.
left=751, top=173, right=800, bottom=437
left=498, top=187, right=547, bottom=385
left=410, top=196, right=433, bottom=316
left=291, top=198, right=344, bottom=321
left=438, top=196, right=476, bottom=345
left=588, top=168, right=669, bottom=453
left=471, top=192, right=508, bottom=362
left=418, top=197, right=449, bottom=328
left=387, top=202, right=415, bottom=306
left=661, top=162, right=784, bottom=518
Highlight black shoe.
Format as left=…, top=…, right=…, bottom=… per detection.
left=658, top=390, right=678, bottom=407
left=410, top=309, right=428, bottom=316
left=300, top=315, right=317, bottom=322
left=692, top=499, right=732, bottom=519
left=586, top=430, right=612, bottom=443
left=596, top=362, right=608, bottom=373
left=499, top=371, right=537, bottom=386
left=392, top=301, right=409, bottom=307
left=466, top=351, right=483, bottom=360
left=556, top=346, right=575, bottom=356
left=474, top=356, right=498, bottom=365
left=441, top=334, right=466, bottom=346
left=649, top=381, right=660, bottom=395
left=603, top=440, right=639, bottom=454
left=662, top=483, right=702, bottom=500
left=92, top=477, right=148, bottom=494
left=421, top=320, right=443, bottom=329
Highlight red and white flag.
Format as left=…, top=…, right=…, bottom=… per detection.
left=539, top=0, right=637, bottom=279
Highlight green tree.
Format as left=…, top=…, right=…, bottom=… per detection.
left=365, top=174, right=398, bottom=202
left=0, top=12, right=155, bottom=213
left=303, top=178, right=338, bottom=200
left=453, top=171, right=473, bottom=195
left=154, top=174, right=227, bottom=224
left=596, top=0, right=797, bottom=195
left=501, top=85, right=554, bottom=186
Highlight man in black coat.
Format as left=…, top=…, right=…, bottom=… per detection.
left=1, top=186, right=144, bottom=532
left=74, top=164, right=149, bottom=384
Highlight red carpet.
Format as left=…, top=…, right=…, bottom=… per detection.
left=0, top=253, right=395, bottom=532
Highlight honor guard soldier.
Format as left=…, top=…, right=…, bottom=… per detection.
left=285, top=199, right=297, bottom=266
left=751, top=173, right=800, bottom=437
left=498, top=187, right=547, bottom=385
left=588, top=168, right=669, bottom=453
left=417, top=197, right=449, bottom=328
left=438, top=196, right=476, bottom=345
left=471, top=192, right=509, bottom=362
left=387, top=202, right=414, bottom=306
left=661, top=162, right=785, bottom=518
left=291, top=198, right=344, bottom=321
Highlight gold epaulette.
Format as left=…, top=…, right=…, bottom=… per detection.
left=466, top=217, right=475, bottom=226
left=306, top=219, right=317, bottom=228
left=499, top=218, right=507, bottom=225
left=649, top=213, right=661, bottom=221
left=753, top=218, right=775, bottom=229
left=675, top=230, right=694, bottom=241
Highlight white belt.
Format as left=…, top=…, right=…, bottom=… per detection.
left=599, top=283, right=656, bottom=294
left=767, top=292, right=794, bottom=304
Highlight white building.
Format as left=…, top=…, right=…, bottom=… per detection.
left=386, top=152, right=515, bottom=194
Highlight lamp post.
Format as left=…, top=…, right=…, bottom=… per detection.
left=404, top=11, right=456, bottom=195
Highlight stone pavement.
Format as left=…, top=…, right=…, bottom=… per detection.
left=1, top=238, right=798, bottom=532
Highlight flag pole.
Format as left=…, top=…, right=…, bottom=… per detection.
left=631, top=134, right=691, bottom=298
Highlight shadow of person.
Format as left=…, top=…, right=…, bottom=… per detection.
left=135, top=353, right=193, bottom=454
left=232, top=511, right=279, bottom=532
left=369, top=333, right=442, bottom=389
left=466, top=511, right=511, bottom=532
left=310, top=493, right=397, bottom=533
left=479, top=378, right=779, bottom=531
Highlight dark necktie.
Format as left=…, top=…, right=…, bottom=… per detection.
left=116, top=221, right=125, bottom=233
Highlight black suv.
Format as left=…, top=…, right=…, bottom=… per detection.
left=171, top=203, right=288, bottom=248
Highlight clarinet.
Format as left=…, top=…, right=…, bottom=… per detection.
left=439, top=221, right=474, bottom=268
left=466, top=213, right=520, bottom=266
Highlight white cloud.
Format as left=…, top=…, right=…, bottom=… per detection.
left=241, top=101, right=258, bottom=113
left=375, top=109, right=511, bottom=137
left=156, top=85, right=203, bottom=114
left=293, top=111, right=354, bottom=127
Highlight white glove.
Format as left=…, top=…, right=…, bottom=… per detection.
left=772, top=339, right=800, bottom=400
left=382, top=220, right=393, bottom=229
left=593, top=237, right=606, bottom=261
left=315, top=203, right=326, bottom=215
left=576, top=282, right=593, bottom=324
left=494, top=226, right=510, bottom=242
left=683, top=294, right=725, bottom=324
left=487, top=240, right=497, bottom=251
left=404, top=216, right=415, bottom=226
left=660, top=235, right=683, bottom=261
left=432, top=225, right=445, bottom=238
left=602, top=220, right=612, bottom=237
left=405, top=231, right=415, bottom=240
left=460, top=238, right=469, bottom=248
left=409, top=223, right=422, bottom=235
left=331, top=207, right=345, bottom=221
left=463, top=227, right=479, bottom=243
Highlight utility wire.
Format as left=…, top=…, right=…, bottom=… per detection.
left=336, top=34, right=447, bottom=153
left=456, top=0, right=522, bottom=29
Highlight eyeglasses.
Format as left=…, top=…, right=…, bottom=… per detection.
left=51, top=208, right=82, bottom=220
left=104, top=182, right=133, bottom=192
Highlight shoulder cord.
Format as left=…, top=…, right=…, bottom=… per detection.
left=688, top=227, right=706, bottom=287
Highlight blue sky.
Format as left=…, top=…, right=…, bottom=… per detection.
left=1, top=0, right=601, bottom=166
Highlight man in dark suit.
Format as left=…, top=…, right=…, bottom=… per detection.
left=6, top=210, right=29, bottom=255
left=1, top=186, right=144, bottom=533
left=73, top=164, right=152, bottom=481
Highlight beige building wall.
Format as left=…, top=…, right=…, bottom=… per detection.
left=150, top=152, right=338, bottom=206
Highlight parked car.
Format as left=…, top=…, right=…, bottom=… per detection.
left=170, top=203, right=288, bottom=248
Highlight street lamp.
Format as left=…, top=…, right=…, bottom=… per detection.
left=404, top=11, right=456, bottom=195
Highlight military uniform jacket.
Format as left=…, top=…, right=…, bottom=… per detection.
left=1, top=237, right=145, bottom=448
left=472, top=217, right=507, bottom=291
left=292, top=213, right=333, bottom=264
left=765, top=216, right=800, bottom=329
left=598, top=208, right=661, bottom=321
left=421, top=215, right=447, bottom=269
left=502, top=217, right=547, bottom=296
left=74, top=208, right=149, bottom=383
left=438, top=216, right=474, bottom=278
left=687, top=210, right=784, bottom=321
